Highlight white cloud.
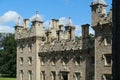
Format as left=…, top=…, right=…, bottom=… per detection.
left=0, top=11, right=22, bottom=25
left=42, top=17, right=70, bottom=30
left=43, top=21, right=52, bottom=30
left=89, top=27, right=95, bottom=34
left=42, top=17, right=82, bottom=36
left=59, top=17, right=70, bottom=26
left=0, top=11, right=23, bottom=33
left=75, top=25, right=81, bottom=36
left=0, top=25, right=14, bottom=33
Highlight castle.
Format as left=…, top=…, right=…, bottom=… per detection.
left=15, top=0, right=112, bottom=80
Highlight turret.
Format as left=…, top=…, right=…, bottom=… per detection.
left=31, top=11, right=43, bottom=27
left=14, top=17, right=23, bottom=39
left=90, top=1, right=112, bottom=80
left=90, top=0, right=107, bottom=27
left=31, top=11, right=45, bottom=37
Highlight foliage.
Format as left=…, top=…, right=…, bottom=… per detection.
left=75, top=36, right=82, bottom=42
left=0, top=33, right=16, bottom=77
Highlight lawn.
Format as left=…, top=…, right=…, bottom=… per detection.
left=0, top=78, right=16, bottom=80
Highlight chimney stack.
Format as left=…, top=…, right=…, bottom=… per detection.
left=24, top=19, right=29, bottom=29
left=65, top=26, right=75, bottom=40
left=81, top=24, right=90, bottom=39
left=52, top=19, right=59, bottom=30
left=46, top=30, right=52, bottom=43
left=70, top=26, right=75, bottom=40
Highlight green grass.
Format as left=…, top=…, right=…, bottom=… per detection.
left=0, top=78, right=16, bottom=80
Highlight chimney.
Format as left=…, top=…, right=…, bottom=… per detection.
left=56, top=25, right=64, bottom=41
left=65, top=26, right=75, bottom=40
left=46, top=30, right=52, bottom=43
left=57, top=30, right=63, bottom=41
left=52, top=19, right=59, bottom=30
left=70, top=26, right=75, bottom=40
left=81, top=24, right=90, bottom=39
left=24, top=19, right=29, bottom=29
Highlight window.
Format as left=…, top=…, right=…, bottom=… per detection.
left=41, top=71, right=45, bottom=80
left=28, top=57, right=32, bottom=65
left=75, top=72, right=81, bottom=80
left=51, top=71, right=56, bottom=80
left=62, top=57, right=68, bottom=66
left=104, top=36, right=112, bottom=46
left=28, top=70, right=32, bottom=80
left=41, top=58, right=45, bottom=66
left=20, top=57, right=23, bottom=65
left=20, top=46, right=23, bottom=53
left=28, top=44, right=32, bottom=51
left=51, top=58, right=56, bottom=65
left=74, top=57, right=80, bottom=65
left=104, top=38, right=107, bottom=46
left=103, top=54, right=112, bottom=66
left=102, top=74, right=112, bottom=80
left=20, top=70, right=23, bottom=80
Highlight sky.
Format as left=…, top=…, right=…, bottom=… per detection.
left=0, top=0, right=112, bottom=36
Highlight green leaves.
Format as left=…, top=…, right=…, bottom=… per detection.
left=0, top=33, right=16, bottom=77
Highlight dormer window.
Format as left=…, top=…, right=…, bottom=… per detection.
left=74, top=57, right=80, bottom=65
left=20, top=45, right=23, bottom=53
left=41, top=58, right=45, bottom=66
left=20, top=57, right=23, bottom=65
left=51, top=58, right=56, bottom=66
left=62, top=57, right=68, bottom=66
left=28, top=57, right=32, bottom=65
left=102, top=74, right=112, bottom=80
left=74, top=72, right=81, bottom=80
left=103, top=54, right=112, bottom=66
left=28, top=44, right=32, bottom=51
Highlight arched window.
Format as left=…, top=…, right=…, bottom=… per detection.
left=28, top=70, right=32, bottom=80
left=20, top=70, right=23, bottom=80
left=41, top=71, right=45, bottom=80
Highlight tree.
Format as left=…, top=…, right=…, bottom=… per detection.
left=0, top=33, right=16, bottom=77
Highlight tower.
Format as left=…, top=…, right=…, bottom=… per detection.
left=91, top=0, right=112, bottom=80
left=91, top=0, right=107, bottom=26
left=15, top=11, right=45, bottom=80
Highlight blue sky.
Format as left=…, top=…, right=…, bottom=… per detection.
left=0, top=0, right=112, bottom=36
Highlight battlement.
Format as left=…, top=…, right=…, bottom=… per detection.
left=39, top=38, right=94, bottom=53
left=15, top=16, right=91, bottom=45
left=14, top=16, right=94, bottom=53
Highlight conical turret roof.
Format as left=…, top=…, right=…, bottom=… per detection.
left=32, top=11, right=42, bottom=22
left=93, top=0, right=107, bottom=5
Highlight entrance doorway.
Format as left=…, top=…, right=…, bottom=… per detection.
left=62, top=72, right=68, bottom=80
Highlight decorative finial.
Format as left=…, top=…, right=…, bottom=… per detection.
left=48, top=22, right=51, bottom=30
left=69, top=17, right=71, bottom=20
left=17, top=17, right=21, bottom=26
left=36, top=11, right=39, bottom=18
left=68, top=17, right=72, bottom=25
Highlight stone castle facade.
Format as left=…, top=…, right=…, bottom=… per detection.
left=15, top=0, right=112, bottom=80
